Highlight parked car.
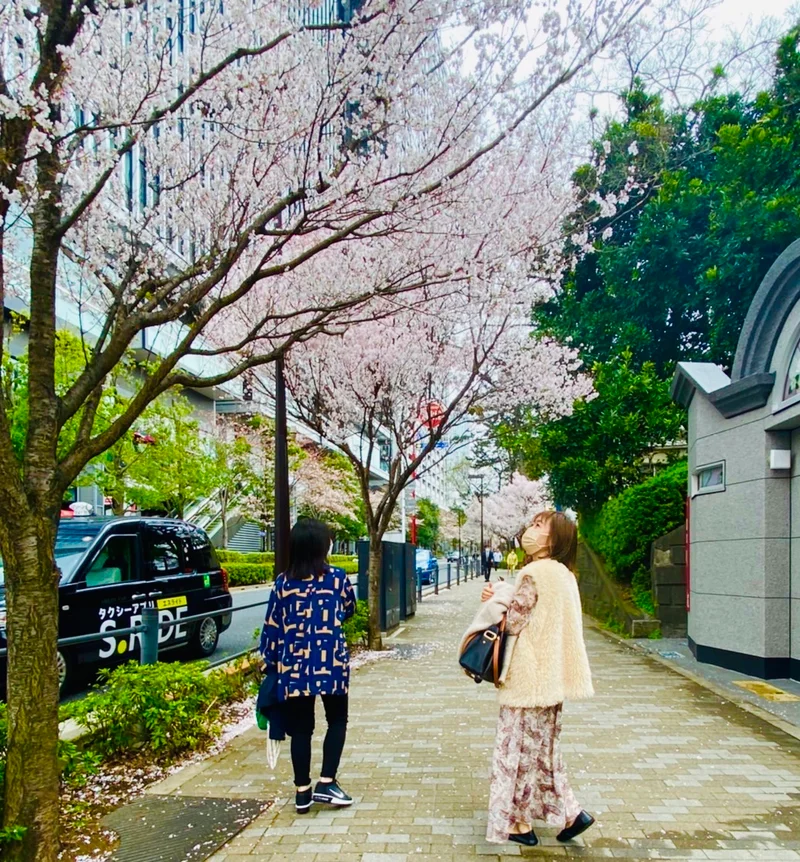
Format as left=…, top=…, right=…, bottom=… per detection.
left=415, top=548, right=439, bottom=586
left=446, top=550, right=461, bottom=563
left=0, top=517, right=233, bottom=693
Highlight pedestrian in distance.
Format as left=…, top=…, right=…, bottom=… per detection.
left=481, top=510, right=595, bottom=847
left=482, top=544, right=494, bottom=582
left=259, top=518, right=357, bottom=814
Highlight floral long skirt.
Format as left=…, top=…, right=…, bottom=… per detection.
left=486, top=703, right=582, bottom=843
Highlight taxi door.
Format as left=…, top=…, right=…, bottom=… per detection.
left=141, top=522, right=208, bottom=653
left=62, top=530, right=151, bottom=672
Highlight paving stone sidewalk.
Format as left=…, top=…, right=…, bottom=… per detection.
left=148, top=578, right=800, bottom=861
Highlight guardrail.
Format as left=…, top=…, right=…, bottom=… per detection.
left=0, top=599, right=267, bottom=662
left=0, top=558, right=481, bottom=664
left=416, top=555, right=479, bottom=602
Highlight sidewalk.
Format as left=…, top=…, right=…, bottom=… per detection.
left=146, top=579, right=800, bottom=861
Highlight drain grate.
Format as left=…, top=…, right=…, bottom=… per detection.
left=103, top=795, right=269, bottom=862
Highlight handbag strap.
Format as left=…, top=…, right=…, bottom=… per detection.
left=492, top=614, right=507, bottom=688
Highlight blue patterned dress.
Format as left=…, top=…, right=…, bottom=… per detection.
left=259, top=566, right=356, bottom=700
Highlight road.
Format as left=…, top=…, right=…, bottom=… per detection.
left=210, top=585, right=271, bottom=665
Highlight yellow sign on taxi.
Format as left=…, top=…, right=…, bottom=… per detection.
left=157, top=595, right=188, bottom=610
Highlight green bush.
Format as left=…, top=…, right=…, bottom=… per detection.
left=225, top=561, right=274, bottom=586
left=70, top=661, right=244, bottom=759
left=216, top=550, right=355, bottom=571
left=581, top=460, right=687, bottom=613
left=343, top=600, right=369, bottom=646
left=217, top=549, right=274, bottom=564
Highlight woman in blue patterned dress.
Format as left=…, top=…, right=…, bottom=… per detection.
left=260, top=518, right=357, bottom=813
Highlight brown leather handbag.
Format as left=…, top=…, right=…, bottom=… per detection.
left=458, top=615, right=507, bottom=687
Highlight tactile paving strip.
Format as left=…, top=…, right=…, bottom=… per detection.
left=103, top=795, right=269, bottom=862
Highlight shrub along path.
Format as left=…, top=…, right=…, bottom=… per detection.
left=145, top=578, right=800, bottom=861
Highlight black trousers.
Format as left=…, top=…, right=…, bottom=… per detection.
left=281, top=694, right=348, bottom=787
left=483, top=564, right=491, bottom=581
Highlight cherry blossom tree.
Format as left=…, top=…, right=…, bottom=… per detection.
left=292, top=441, right=360, bottom=523
left=470, top=471, right=551, bottom=549
left=284, top=283, right=593, bottom=648
left=0, top=0, right=654, bottom=854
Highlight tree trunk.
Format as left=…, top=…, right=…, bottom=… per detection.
left=367, top=532, right=383, bottom=651
left=2, top=509, right=61, bottom=862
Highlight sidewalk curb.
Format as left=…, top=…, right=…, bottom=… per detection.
left=586, top=618, right=800, bottom=742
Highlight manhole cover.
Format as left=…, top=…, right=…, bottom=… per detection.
left=103, top=795, right=270, bottom=862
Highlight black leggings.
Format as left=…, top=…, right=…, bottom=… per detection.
left=281, top=694, right=348, bottom=787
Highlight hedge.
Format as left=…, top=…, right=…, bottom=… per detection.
left=581, top=460, right=687, bottom=613
left=221, top=558, right=355, bottom=587
left=216, top=550, right=356, bottom=565
left=224, top=561, right=274, bottom=587
left=217, top=550, right=273, bottom=564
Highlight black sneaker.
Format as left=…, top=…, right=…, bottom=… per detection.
left=312, top=779, right=353, bottom=806
left=295, top=787, right=313, bottom=813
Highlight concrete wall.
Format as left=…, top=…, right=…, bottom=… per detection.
left=650, top=525, right=687, bottom=637
left=687, top=384, right=793, bottom=677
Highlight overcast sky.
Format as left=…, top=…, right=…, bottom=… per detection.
left=707, top=0, right=796, bottom=30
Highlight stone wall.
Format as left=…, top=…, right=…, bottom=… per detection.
left=576, top=542, right=660, bottom=637
left=650, top=525, right=687, bottom=637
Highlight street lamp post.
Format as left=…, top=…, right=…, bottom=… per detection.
left=469, top=473, right=485, bottom=579
left=274, top=355, right=291, bottom=575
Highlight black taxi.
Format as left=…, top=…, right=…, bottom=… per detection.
left=0, top=517, right=233, bottom=692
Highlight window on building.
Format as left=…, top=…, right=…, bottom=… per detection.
left=124, top=150, right=133, bottom=211
left=139, top=146, right=148, bottom=210
left=693, top=462, right=725, bottom=496
left=785, top=337, right=800, bottom=401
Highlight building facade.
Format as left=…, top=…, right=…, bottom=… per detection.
left=672, top=238, right=800, bottom=680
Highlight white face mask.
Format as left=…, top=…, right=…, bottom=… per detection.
left=520, top=525, right=549, bottom=558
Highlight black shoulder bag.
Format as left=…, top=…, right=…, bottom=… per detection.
left=459, top=615, right=507, bottom=686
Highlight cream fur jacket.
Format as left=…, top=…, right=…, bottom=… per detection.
left=497, top=559, right=594, bottom=709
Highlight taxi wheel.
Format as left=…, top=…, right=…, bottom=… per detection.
left=57, top=650, right=70, bottom=693
left=193, top=616, right=220, bottom=658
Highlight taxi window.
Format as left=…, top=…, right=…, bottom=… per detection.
left=145, top=530, right=184, bottom=576
left=84, top=535, right=137, bottom=587
left=186, top=528, right=219, bottom=573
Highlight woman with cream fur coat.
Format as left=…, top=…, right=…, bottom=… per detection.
left=479, top=511, right=594, bottom=848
